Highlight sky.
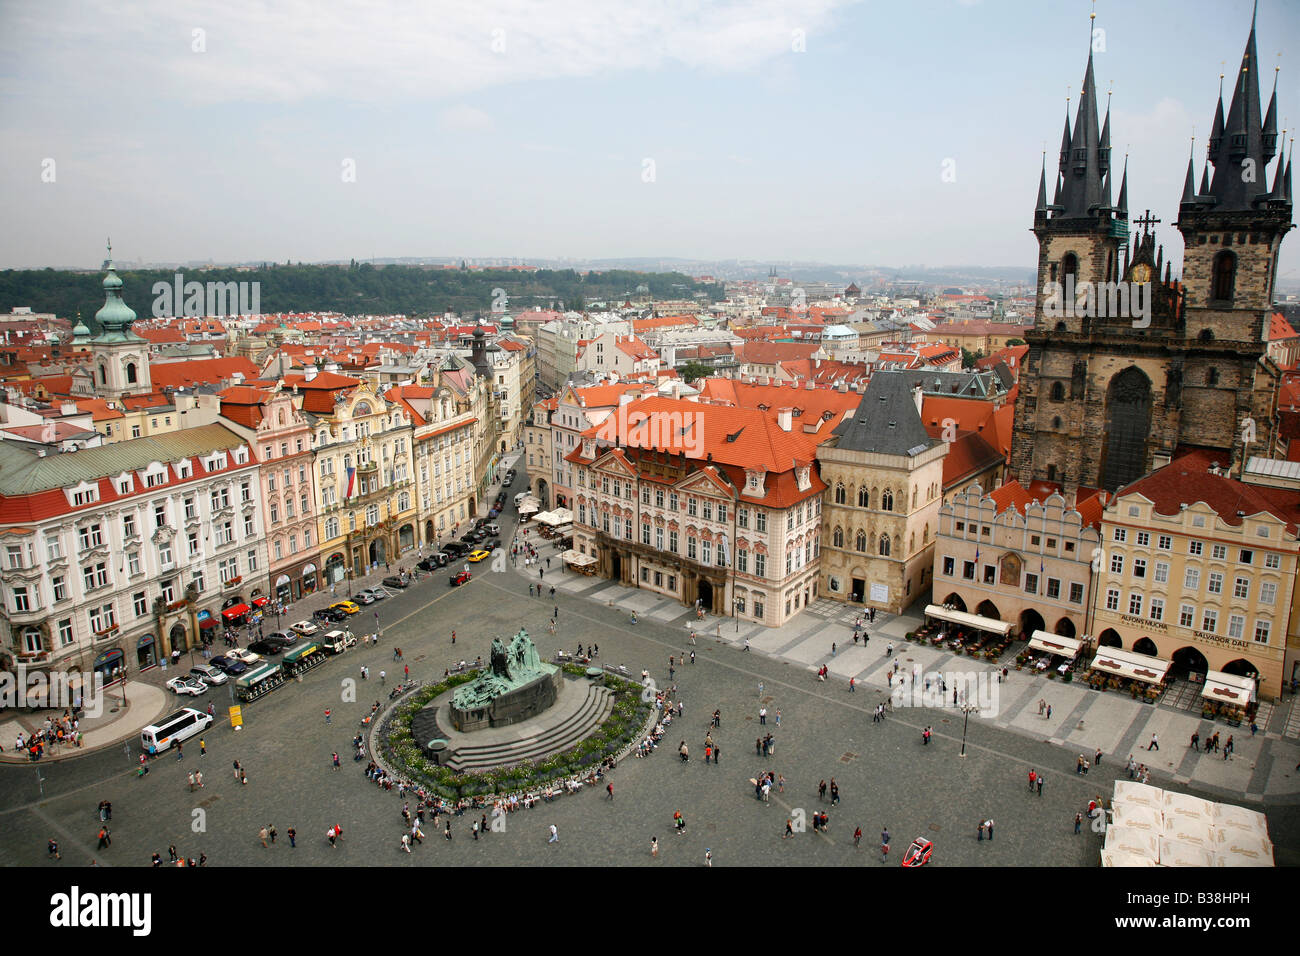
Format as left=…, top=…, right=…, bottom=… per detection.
left=1, top=0, right=1297, bottom=279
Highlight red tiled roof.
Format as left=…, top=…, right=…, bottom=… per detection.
left=149, top=357, right=259, bottom=390
left=1269, top=312, right=1299, bottom=341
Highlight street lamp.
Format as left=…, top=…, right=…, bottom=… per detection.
left=959, top=702, right=978, bottom=757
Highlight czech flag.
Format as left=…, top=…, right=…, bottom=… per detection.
left=345, top=465, right=356, bottom=499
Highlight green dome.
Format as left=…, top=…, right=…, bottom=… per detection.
left=93, top=261, right=137, bottom=334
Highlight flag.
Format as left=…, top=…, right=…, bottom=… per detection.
left=345, top=465, right=356, bottom=500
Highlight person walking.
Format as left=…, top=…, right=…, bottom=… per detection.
left=1094, top=748, right=1103, bottom=767
left=287, top=827, right=296, bottom=848
left=606, top=782, right=614, bottom=801
left=1224, top=735, right=1234, bottom=760
left=1148, top=733, right=1159, bottom=751
left=1190, top=731, right=1200, bottom=751
left=188, top=771, right=196, bottom=792
left=97, top=826, right=111, bottom=850
left=1028, top=768, right=1037, bottom=792
left=199, top=738, right=206, bottom=756
left=259, top=826, right=269, bottom=848
left=880, top=827, right=890, bottom=862
left=195, top=770, right=203, bottom=788
left=853, top=826, right=862, bottom=849
left=324, top=709, right=331, bottom=725
left=48, top=839, right=61, bottom=860
left=986, top=818, right=994, bottom=841
left=978, top=820, right=985, bottom=842
left=1074, top=812, right=1083, bottom=835
left=650, top=837, right=658, bottom=857
left=1037, top=775, right=1044, bottom=796
left=175, top=741, right=183, bottom=761
left=332, top=752, right=341, bottom=771
left=547, top=824, right=559, bottom=844
left=784, top=818, right=794, bottom=839
left=704, top=848, right=712, bottom=867
left=849, top=677, right=856, bottom=693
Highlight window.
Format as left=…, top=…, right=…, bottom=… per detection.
left=1135, top=531, right=1150, bottom=547
left=88, top=604, right=117, bottom=634
left=703, top=501, right=713, bottom=521
left=655, top=527, right=663, bottom=550
left=641, top=487, right=650, bottom=505
left=184, top=497, right=196, bottom=520
left=1069, top=582, right=1084, bottom=604
left=1128, top=593, right=1143, bottom=615
left=1254, top=620, right=1271, bottom=644
left=1154, top=561, right=1169, bottom=584
left=942, top=556, right=955, bottom=576
left=1188, top=541, right=1203, bottom=556
left=641, top=523, right=651, bottom=546
left=1046, top=578, right=1061, bottom=599
left=1227, top=615, right=1245, bottom=640
left=187, top=532, right=199, bottom=558
left=274, top=539, right=283, bottom=560
left=52, top=576, right=67, bottom=602
left=1233, top=577, right=1249, bottom=599
left=133, top=592, right=147, bottom=617
left=46, top=535, right=62, bottom=562
left=624, top=518, right=632, bottom=539
left=1201, top=609, right=1217, bottom=633
left=717, top=504, right=727, bottom=522
left=1211, top=544, right=1227, bottom=561
left=78, top=524, right=103, bottom=550
left=1148, top=598, right=1164, bottom=621
left=153, top=503, right=167, bottom=529
left=82, top=562, right=109, bottom=591
left=1132, top=559, right=1146, bottom=579
left=1259, top=581, right=1277, bottom=605
left=962, top=561, right=975, bottom=580
left=687, top=537, right=697, bottom=560
left=1211, top=250, right=1236, bottom=301
left=1105, top=588, right=1120, bottom=611
left=10, top=586, right=30, bottom=613
left=1265, top=553, right=1281, bottom=569
left=1113, top=528, right=1127, bottom=543
left=834, top=484, right=846, bottom=504
left=159, top=541, right=173, bottom=567
left=122, top=514, right=136, bottom=539
left=881, top=489, right=893, bottom=511
left=58, top=619, right=73, bottom=646
left=754, top=554, right=766, bottom=577
left=1109, top=554, right=1124, bottom=574
left=1157, top=535, right=1172, bottom=551
left=701, top=541, right=712, bottom=565
left=1207, top=572, right=1223, bottom=595
left=669, top=493, right=679, bottom=512
left=127, top=552, right=141, bottom=576
left=244, top=514, right=255, bottom=537
left=736, top=507, right=747, bottom=529
left=736, top=549, right=747, bottom=573
left=755, top=512, right=767, bottom=533
left=1184, top=568, right=1200, bottom=590
left=669, top=531, right=678, bottom=553
left=1179, top=604, right=1195, bottom=628
left=687, top=497, right=697, bottom=517
left=1024, top=573, right=1039, bottom=594
left=655, top=489, right=665, bottom=508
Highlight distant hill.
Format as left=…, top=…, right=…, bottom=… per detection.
left=0, top=263, right=725, bottom=323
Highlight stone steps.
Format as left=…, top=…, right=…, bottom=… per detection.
left=443, top=684, right=614, bottom=772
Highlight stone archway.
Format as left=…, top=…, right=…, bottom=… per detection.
left=942, top=592, right=967, bottom=612
left=1018, top=607, right=1045, bottom=639
left=536, top=478, right=550, bottom=508
left=369, top=537, right=387, bottom=567
left=975, top=599, right=1001, bottom=621
left=698, top=578, right=715, bottom=614
left=1054, top=616, right=1077, bottom=638
left=1170, top=646, right=1209, bottom=678
left=1098, top=628, right=1122, bottom=648
left=168, top=623, right=188, bottom=656
left=1221, top=658, right=1260, bottom=680
left=1132, top=637, right=1159, bottom=657
left=325, top=552, right=346, bottom=584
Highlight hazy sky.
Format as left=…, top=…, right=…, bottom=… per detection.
left=2, top=0, right=1296, bottom=279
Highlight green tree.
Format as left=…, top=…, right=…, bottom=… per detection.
left=961, top=348, right=985, bottom=368
left=1005, top=338, right=1025, bottom=346
left=678, top=361, right=712, bottom=384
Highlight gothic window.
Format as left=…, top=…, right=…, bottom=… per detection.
left=881, top=489, right=894, bottom=512
left=1055, top=321, right=1067, bottom=332
left=1047, top=464, right=1058, bottom=482
left=126, top=362, right=137, bottom=384
left=99, top=365, right=107, bottom=385
left=1211, top=251, right=1236, bottom=301
left=1100, top=367, right=1153, bottom=493
left=879, top=535, right=891, bottom=557
left=832, top=527, right=844, bottom=548
left=1198, top=328, right=1215, bottom=342
left=1050, top=382, right=1065, bottom=401
left=857, top=487, right=869, bottom=508
left=1061, top=253, right=1079, bottom=284
left=834, top=483, right=846, bottom=505
left=855, top=530, right=867, bottom=553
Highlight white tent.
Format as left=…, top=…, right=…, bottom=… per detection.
left=1102, top=849, right=1159, bottom=867
left=1163, top=790, right=1215, bottom=825
left=531, top=510, right=556, bottom=524
left=1111, top=801, right=1163, bottom=832
left=1028, top=630, right=1083, bottom=658
left=923, top=604, right=1011, bottom=636
left=1211, top=803, right=1269, bottom=838
left=1212, top=829, right=1274, bottom=866
left=1201, top=669, right=1256, bottom=705
left=1114, top=780, right=1164, bottom=811
left=537, top=507, right=572, bottom=526
left=1088, top=646, right=1170, bottom=684
left=1162, top=814, right=1216, bottom=851
left=1159, top=839, right=1215, bottom=867
left=1104, top=825, right=1159, bottom=862
left=560, top=549, right=596, bottom=567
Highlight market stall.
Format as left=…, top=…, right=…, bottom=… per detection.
left=1083, top=646, right=1170, bottom=701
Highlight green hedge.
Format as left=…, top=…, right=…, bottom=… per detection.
left=380, top=667, right=653, bottom=800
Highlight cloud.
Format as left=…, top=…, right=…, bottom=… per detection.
left=438, top=106, right=495, bottom=133
left=0, top=0, right=862, bottom=107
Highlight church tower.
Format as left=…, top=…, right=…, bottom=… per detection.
left=89, top=243, right=152, bottom=402
left=1174, top=6, right=1293, bottom=464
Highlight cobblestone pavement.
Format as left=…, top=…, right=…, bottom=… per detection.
left=2, top=458, right=1296, bottom=867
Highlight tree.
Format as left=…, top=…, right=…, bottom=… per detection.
left=679, top=361, right=712, bottom=384
left=1005, top=338, right=1025, bottom=347
left=961, top=348, right=985, bottom=369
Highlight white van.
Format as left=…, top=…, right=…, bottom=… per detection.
left=141, top=707, right=213, bottom=755
left=319, top=629, right=357, bottom=654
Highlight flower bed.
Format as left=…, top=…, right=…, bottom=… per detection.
left=381, top=665, right=653, bottom=800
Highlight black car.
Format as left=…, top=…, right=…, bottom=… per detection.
left=417, top=554, right=447, bottom=572
left=209, top=655, right=247, bottom=676
left=442, top=542, right=469, bottom=557
left=313, top=607, right=346, bottom=624
left=474, top=518, right=488, bottom=529
left=247, top=639, right=287, bottom=656
left=483, top=539, right=502, bottom=553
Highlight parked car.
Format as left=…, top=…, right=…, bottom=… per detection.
left=359, top=586, right=389, bottom=601
left=312, top=608, right=346, bottom=624
left=449, top=569, right=472, bottom=587
left=166, top=676, right=208, bottom=696
left=247, top=640, right=286, bottom=656
left=209, top=655, right=247, bottom=676
left=319, top=629, right=357, bottom=653
left=382, top=575, right=410, bottom=589
left=467, top=549, right=491, bottom=563
left=487, top=508, right=500, bottom=519
left=266, top=630, right=298, bottom=646
left=350, top=592, right=376, bottom=606
left=417, top=554, right=447, bottom=571
left=483, top=539, right=502, bottom=552
left=189, top=664, right=228, bottom=686
left=486, top=523, right=501, bottom=536
left=291, top=620, right=321, bottom=636
left=474, top=518, right=488, bottom=529
left=225, top=647, right=263, bottom=666
left=329, top=600, right=360, bottom=615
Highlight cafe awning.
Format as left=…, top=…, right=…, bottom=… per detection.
left=1028, top=630, right=1083, bottom=659
left=561, top=549, right=597, bottom=567
left=199, top=618, right=218, bottom=630
left=252, top=596, right=270, bottom=608
left=1088, top=646, right=1169, bottom=684
left=923, top=604, right=1011, bottom=637
left=1201, top=670, right=1256, bottom=705
left=222, top=604, right=250, bottom=619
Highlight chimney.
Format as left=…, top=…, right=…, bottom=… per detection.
left=777, top=407, right=792, bottom=431
left=304, top=367, right=317, bottom=382
left=912, top=385, right=923, bottom=415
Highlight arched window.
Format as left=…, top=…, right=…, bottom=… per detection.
left=1061, top=253, right=1078, bottom=284
left=855, top=530, right=867, bottom=553
left=923, top=526, right=929, bottom=544
left=912, top=487, right=918, bottom=509
left=1211, top=251, right=1236, bottom=301
left=881, top=489, right=894, bottom=512
left=832, top=527, right=844, bottom=548
left=834, top=483, right=846, bottom=505
left=1050, top=382, right=1065, bottom=401
left=909, top=532, right=915, bottom=552
left=99, top=365, right=107, bottom=385
left=857, top=486, right=869, bottom=508
left=1055, top=321, right=1068, bottom=332
left=1198, top=328, right=1215, bottom=342
left=879, top=534, right=891, bottom=557
left=126, top=362, right=137, bottom=384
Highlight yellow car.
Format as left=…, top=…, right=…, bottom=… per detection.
left=330, top=600, right=360, bottom=615
left=467, top=549, right=492, bottom=563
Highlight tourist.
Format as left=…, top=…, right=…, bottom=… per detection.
left=650, top=837, right=658, bottom=857
left=547, top=824, right=559, bottom=844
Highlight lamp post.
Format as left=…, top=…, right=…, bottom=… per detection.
left=959, top=702, right=977, bottom=757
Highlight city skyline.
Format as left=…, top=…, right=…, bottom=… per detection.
left=2, top=0, right=1297, bottom=282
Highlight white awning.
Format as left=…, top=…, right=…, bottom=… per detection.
left=1114, top=781, right=1164, bottom=811
left=531, top=510, right=555, bottom=524
left=1104, top=825, right=1159, bottom=862
left=1201, top=670, right=1256, bottom=705
left=923, top=604, right=1011, bottom=636
left=1160, top=839, right=1215, bottom=868
left=1111, top=801, right=1162, bottom=832
left=560, top=549, right=596, bottom=567
left=1088, top=646, right=1169, bottom=684
left=1212, top=830, right=1275, bottom=866
left=537, top=508, right=573, bottom=526
left=1028, top=630, right=1083, bottom=658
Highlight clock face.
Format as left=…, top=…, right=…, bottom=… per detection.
left=1130, top=263, right=1152, bottom=283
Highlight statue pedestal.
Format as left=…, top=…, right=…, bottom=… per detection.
left=449, top=668, right=561, bottom=732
